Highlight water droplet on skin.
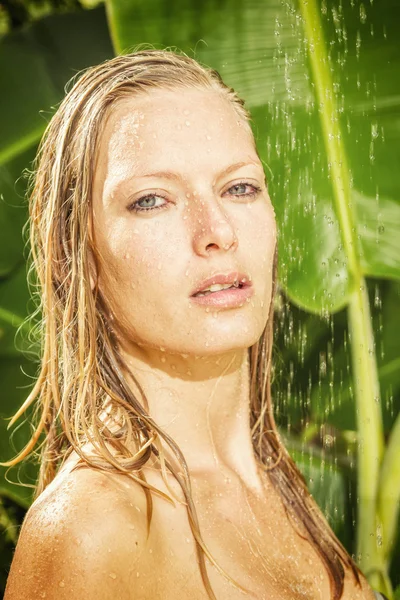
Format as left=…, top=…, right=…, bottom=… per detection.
left=206, top=135, right=212, bottom=140
left=185, top=120, right=191, bottom=127
left=183, top=109, right=190, bottom=115
left=59, top=581, right=65, bottom=588
left=109, top=573, right=117, bottom=580
left=124, top=252, right=130, bottom=259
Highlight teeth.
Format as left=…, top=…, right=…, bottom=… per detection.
left=195, top=281, right=241, bottom=297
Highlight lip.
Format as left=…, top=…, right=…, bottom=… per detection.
left=190, top=272, right=252, bottom=296
left=190, top=272, right=253, bottom=308
left=190, top=284, right=254, bottom=308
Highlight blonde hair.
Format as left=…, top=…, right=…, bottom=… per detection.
left=3, top=46, right=361, bottom=600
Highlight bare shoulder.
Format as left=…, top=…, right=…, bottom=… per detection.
left=4, top=458, right=152, bottom=600
left=342, top=566, right=378, bottom=600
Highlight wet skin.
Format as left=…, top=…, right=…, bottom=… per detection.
left=4, top=89, right=377, bottom=600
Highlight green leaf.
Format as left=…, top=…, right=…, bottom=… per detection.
left=287, top=441, right=350, bottom=545
left=0, top=146, right=36, bottom=277
left=0, top=264, right=34, bottom=358
left=0, top=5, right=114, bottom=166
left=0, top=357, right=38, bottom=508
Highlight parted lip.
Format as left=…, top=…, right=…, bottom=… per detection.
left=190, top=272, right=252, bottom=296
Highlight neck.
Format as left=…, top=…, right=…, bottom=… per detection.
left=117, top=344, right=264, bottom=492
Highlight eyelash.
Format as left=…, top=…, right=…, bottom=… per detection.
left=127, top=182, right=262, bottom=214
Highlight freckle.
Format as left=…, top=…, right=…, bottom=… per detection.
left=109, top=572, right=117, bottom=580
left=185, top=120, right=191, bottom=126
left=59, top=580, right=65, bottom=588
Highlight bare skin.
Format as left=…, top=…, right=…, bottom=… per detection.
left=4, top=89, right=376, bottom=600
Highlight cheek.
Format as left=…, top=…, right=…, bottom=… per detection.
left=100, top=221, right=181, bottom=298
left=238, top=203, right=276, bottom=260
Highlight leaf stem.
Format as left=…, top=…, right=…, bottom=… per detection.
left=298, top=0, right=386, bottom=585
left=377, top=411, right=400, bottom=562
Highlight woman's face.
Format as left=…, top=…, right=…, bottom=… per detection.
left=92, top=87, right=277, bottom=357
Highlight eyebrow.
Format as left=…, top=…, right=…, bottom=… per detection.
left=133, top=161, right=263, bottom=182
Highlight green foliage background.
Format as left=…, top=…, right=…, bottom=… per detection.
left=0, top=0, right=399, bottom=597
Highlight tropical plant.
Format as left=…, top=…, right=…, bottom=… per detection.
left=0, top=0, right=399, bottom=597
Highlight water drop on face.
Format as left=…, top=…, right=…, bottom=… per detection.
left=59, top=581, right=65, bottom=588
left=109, top=572, right=117, bottom=580
left=185, top=120, right=191, bottom=127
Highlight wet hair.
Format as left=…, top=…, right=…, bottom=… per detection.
left=2, top=46, right=361, bottom=599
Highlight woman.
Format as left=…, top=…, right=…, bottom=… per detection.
left=3, top=48, right=382, bottom=600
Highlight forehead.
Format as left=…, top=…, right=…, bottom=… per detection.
left=96, top=88, right=256, bottom=176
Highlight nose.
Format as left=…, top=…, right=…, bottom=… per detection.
left=190, top=196, right=238, bottom=257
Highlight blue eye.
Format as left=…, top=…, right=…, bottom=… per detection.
left=228, top=182, right=261, bottom=197
left=128, top=182, right=261, bottom=214
left=128, top=194, right=168, bottom=213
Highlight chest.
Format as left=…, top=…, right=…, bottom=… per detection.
left=138, top=473, right=330, bottom=600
